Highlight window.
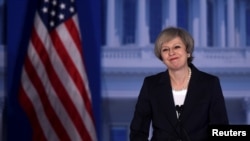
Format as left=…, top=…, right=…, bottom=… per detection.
left=123, top=0, right=136, bottom=45
left=177, top=0, right=189, bottom=30
left=149, top=0, right=162, bottom=43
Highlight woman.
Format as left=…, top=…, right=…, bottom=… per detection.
left=129, top=27, right=229, bottom=141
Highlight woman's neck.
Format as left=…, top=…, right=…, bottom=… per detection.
left=169, top=67, right=191, bottom=91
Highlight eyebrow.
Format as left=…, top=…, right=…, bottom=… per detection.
left=162, top=43, right=184, bottom=47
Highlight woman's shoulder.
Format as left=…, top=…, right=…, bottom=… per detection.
left=145, top=71, right=167, bottom=79
left=143, top=71, right=168, bottom=84
left=191, top=64, right=220, bottom=81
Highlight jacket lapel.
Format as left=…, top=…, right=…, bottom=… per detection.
left=156, top=71, right=179, bottom=126
left=179, top=65, right=202, bottom=123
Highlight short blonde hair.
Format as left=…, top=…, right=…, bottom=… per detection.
left=154, top=26, right=194, bottom=64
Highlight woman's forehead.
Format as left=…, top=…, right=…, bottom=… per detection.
left=161, top=36, right=184, bottom=45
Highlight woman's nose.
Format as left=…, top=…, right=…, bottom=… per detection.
left=168, top=48, right=175, bottom=55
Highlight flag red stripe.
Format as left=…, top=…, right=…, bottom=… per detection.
left=64, top=19, right=97, bottom=127
left=55, top=18, right=95, bottom=122
left=19, top=86, right=47, bottom=141
left=49, top=29, right=93, bottom=140
left=31, top=27, right=92, bottom=140
left=19, top=2, right=97, bottom=140
left=23, top=52, right=71, bottom=141
left=64, top=18, right=82, bottom=55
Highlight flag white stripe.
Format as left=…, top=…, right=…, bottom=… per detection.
left=27, top=41, right=82, bottom=141
left=58, top=17, right=97, bottom=141
left=22, top=4, right=97, bottom=139
left=52, top=26, right=98, bottom=141
left=72, top=15, right=92, bottom=101
left=21, top=70, right=59, bottom=141
left=34, top=12, right=97, bottom=141
left=56, top=20, right=84, bottom=79
left=56, top=15, right=92, bottom=100
left=72, top=15, right=81, bottom=38
left=73, top=15, right=93, bottom=102
left=35, top=14, right=96, bottom=128
left=56, top=19, right=97, bottom=141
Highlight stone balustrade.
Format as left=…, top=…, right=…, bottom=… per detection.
left=102, top=45, right=250, bottom=69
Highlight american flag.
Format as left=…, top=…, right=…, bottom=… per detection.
left=18, top=0, right=97, bottom=140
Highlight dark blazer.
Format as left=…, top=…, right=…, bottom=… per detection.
left=130, top=64, right=229, bottom=141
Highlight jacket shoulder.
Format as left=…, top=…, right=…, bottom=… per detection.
left=190, top=64, right=220, bottom=82
left=144, top=71, right=167, bottom=81
left=195, top=69, right=220, bottom=82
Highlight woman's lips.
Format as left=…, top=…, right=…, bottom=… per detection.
left=169, top=57, right=178, bottom=61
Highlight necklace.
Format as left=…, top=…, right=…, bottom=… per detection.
left=171, top=67, right=192, bottom=91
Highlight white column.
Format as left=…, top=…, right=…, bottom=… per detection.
left=162, top=0, right=169, bottom=28
left=200, top=0, right=207, bottom=47
left=162, top=0, right=176, bottom=28
left=213, top=0, right=226, bottom=47
left=106, top=0, right=121, bottom=47
left=191, top=0, right=200, bottom=46
left=227, top=0, right=235, bottom=47
left=168, top=0, right=177, bottom=26
left=135, top=0, right=150, bottom=47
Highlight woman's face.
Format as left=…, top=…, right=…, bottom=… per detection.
left=160, top=37, right=190, bottom=70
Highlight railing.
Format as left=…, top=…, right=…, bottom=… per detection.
left=102, top=45, right=250, bottom=68
left=194, top=47, right=250, bottom=67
